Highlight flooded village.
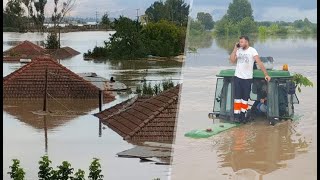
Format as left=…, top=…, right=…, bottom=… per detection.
left=3, top=0, right=317, bottom=180
left=3, top=0, right=189, bottom=179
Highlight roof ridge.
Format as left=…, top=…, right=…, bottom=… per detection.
left=99, top=95, right=141, bottom=120
left=123, top=86, right=180, bottom=140
left=3, top=56, right=104, bottom=92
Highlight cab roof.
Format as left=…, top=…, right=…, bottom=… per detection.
left=217, top=69, right=292, bottom=78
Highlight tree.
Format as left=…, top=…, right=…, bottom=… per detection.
left=226, top=0, right=253, bottom=23
left=5, top=0, right=25, bottom=17
left=21, top=0, right=32, bottom=30
left=105, top=16, right=146, bottom=59
left=164, top=0, right=189, bottom=26
left=141, top=20, right=185, bottom=57
left=4, top=0, right=27, bottom=32
left=145, top=1, right=168, bottom=23
left=196, top=12, right=214, bottom=30
left=145, top=0, right=189, bottom=26
left=30, top=0, right=47, bottom=32
left=100, top=12, right=111, bottom=30
left=238, top=17, right=257, bottom=35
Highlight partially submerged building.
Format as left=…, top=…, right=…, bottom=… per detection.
left=3, top=56, right=115, bottom=101
left=3, top=40, right=48, bottom=61
left=3, top=40, right=80, bottom=61
left=94, top=85, right=181, bottom=164
left=94, top=85, right=180, bottom=144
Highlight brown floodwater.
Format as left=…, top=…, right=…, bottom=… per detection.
left=3, top=31, right=183, bottom=180
left=171, top=36, right=317, bottom=180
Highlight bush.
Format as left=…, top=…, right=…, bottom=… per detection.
left=136, top=78, right=176, bottom=96
left=7, top=159, right=25, bottom=180
left=45, top=32, right=59, bottom=49
left=8, top=156, right=104, bottom=180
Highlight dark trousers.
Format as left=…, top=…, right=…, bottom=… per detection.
left=233, top=76, right=252, bottom=120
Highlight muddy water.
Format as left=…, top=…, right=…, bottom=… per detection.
left=3, top=31, right=182, bottom=180
left=171, top=36, right=317, bottom=180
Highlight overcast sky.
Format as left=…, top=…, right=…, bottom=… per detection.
left=3, top=0, right=316, bottom=22
left=190, top=0, right=317, bottom=22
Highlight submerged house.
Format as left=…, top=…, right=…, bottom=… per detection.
left=3, top=40, right=48, bottom=61
left=3, top=56, right=115, bottom=101
left=94, top=85, right=180, bottom=164
left=3, top=40, right=80, bottom=62
left=94, top=85, right=180, bottom=144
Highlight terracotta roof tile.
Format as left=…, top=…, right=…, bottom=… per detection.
left=94, top=85, right=181, bottom=144
left=3, top=40, right=48, bottom=61
left=3, top=56, right=115, bottom=101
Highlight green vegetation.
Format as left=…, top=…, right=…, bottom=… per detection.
left=7, top=156, right=103, bottom=180
left=196, top=12, right=214, bottom=30
left=136, top=78, right=175, bottom=96
left=84, top=0, right=189, bottom=60
left=187, top=12, right=214, bottom=50
left=214, top=0, right=256, bottom=36
left=292, top=73, right=314, bottom=93
left=8, top=159, right=25, bottom=180
left=145, top=0, right=189, bottom=27
left=100, top=13, right=111, bottom=30
left=213, top=0, right=316, bottom=37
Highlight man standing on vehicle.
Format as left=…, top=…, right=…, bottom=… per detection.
left=229, top=36, right=271, bottom=123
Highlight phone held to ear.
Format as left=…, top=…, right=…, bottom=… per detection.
left=236, top=43, right=240, bottom=48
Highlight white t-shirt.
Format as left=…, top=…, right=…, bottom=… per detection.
left=235, top=47, right=258, bottom=79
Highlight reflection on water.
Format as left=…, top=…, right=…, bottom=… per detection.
left=3, top=31, right=180, bottom=180
left=217, top=120, right=308, bottom=175
left=3, top=99, right=100, bottom=130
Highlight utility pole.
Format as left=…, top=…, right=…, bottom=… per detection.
left=136, top=8, right=140, bottom=22
left=95, top=11, right=99, bottom=29
left=43, top=67, right=48, bottom=112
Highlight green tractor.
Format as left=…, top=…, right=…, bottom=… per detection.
left=208, top=58, right=299, bottom=125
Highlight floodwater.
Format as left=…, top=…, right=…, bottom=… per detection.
left=171, top=35, right=317, bottom=180
left=3, top=31, right=183, bottom=180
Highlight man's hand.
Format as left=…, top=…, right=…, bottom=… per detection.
left=234, top=42, right=239, bottom=50
left=229, top=42, right=239, bottom=64
left=265, top=75, right=271, bottom=82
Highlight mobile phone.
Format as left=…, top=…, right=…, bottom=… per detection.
left=236, top=43, right=240, bottom=48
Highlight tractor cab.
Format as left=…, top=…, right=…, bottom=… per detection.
left=208, top=61, right=299, bottom=125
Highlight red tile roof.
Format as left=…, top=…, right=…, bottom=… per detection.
left=49, top=46, right=81, bottom=59
left=3, top=56, right=115, bottom=101
left=94, top=85, right=181, bottom=144
left=3, top=40, right=48, bottom=61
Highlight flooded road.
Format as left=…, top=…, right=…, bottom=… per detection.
left=3, top=31, right=182, bottom=180
left=171, top=36, right=317, bottom=180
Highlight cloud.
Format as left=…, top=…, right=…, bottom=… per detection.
left=257, top=7, right=317, bottom=22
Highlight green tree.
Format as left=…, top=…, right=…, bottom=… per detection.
left=56, top=161, right=74, bottom=180
left=145, top=0, right=189, bottom=26
left=145, top=1, right=168, bottom=22
left=45, top=31, right=59, bottom=49
left=30, top=0, right=47, bottom=32
left=100, top=12, right=111, bottom=30
left=88, top=158, right=103, bottom=180
left=238, top=17, right=257, bottom=35
left=106, top=16, right=146, bottom=59
left=38, top=156, right=53, bottom=180
left=196, top=12, right=214, bottom=30
left=226, top=0, right=253, bottom=23
left=7, top=159, right=25, bottom=180
left=141, top=20, right=185, bottom=57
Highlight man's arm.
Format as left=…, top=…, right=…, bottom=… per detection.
left=229, top=43, right=238, bottom=64
left=254, top=55, right=271, bottom=82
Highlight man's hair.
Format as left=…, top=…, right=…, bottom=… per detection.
left=239, top=35, right=249, bottom=42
